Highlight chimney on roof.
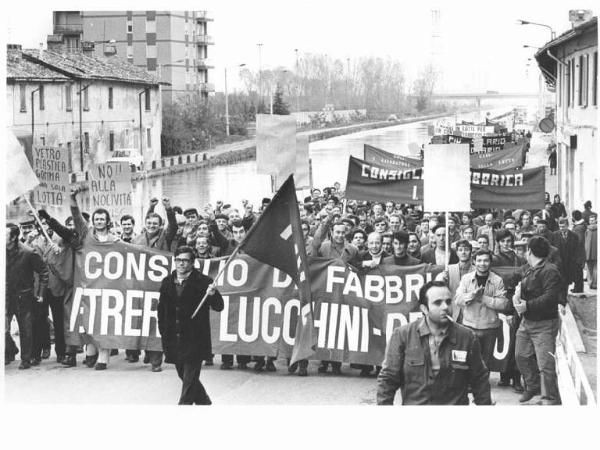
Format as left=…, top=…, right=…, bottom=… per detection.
left=569, top=9, right=593, bottom=28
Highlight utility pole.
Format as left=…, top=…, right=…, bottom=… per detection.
left=295, top=48, right=300, bottom=113
left=346, top=57, right=350, bottom=109
left=225, top=67, right=230, bottom=135
left=257, top=43, right=263, bottom=112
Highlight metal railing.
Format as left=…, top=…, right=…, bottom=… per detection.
left=53, top=23, right=83, bottom=34
left=196, top=35, right=214, bottom=45
left=195, top=11, right=213, bottom=21
left=196, top=58, right=214, bottom=69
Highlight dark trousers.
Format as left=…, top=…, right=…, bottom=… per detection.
left=47, top=292, right=66, bottom=357
left=321, top=360, right=341, bottom=370
left=516, top=318, right=560, bottom=402
left=571, top=263, right=584, bottom=292
left=587, top=260, right=597, bottom=289
left=5, top=295, right=34, bottom=362
left=253, top=356, right=276, bottom=363
left=175, top=361, right=210, bottom=405
left=32, top=300, right=51, bottom=359
left=126, top=349, right=141, bottom=358
left=145, top=350, right=163, bottom=367
left=467, top=326, right=498, bottom=370
left=222, top=354, right=251, bottom=365
left=500, top=315, right=521, bottom=383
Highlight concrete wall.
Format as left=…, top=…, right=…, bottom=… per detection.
left=7, top=79, right=162, bottom=172
left=292, top=109, right=367, bottom=126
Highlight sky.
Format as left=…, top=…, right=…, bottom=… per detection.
left=4, top=0, right=598, bottom=93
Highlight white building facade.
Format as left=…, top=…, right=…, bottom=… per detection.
left=535, top=16, right=598, bottom=212
left=6, top=46, right=163, bottom=173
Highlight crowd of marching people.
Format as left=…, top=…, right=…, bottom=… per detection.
left=5, top=172, right=597, bottom=403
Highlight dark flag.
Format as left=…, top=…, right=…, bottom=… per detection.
left=345, top=155, right=423, bottom=204
left=239, top=174, right=315, bottom=363
left=470, top=166, right=545, bottom=209
left=363, top=144, right=422, bottom=169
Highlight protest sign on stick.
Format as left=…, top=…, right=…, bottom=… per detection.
left=423, top=144, right=470, bottom=212
left=256, top=114, right=297, bottom=179
left=31, top=146, right=70, bottom=207
left=295, top=134, right=310, bottom=189
left=87, top=161, right=132, bottom=223
left=424, top=144, right=470, bottom=270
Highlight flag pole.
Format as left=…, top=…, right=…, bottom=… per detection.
left=190, top=246, right=242, bottom=319
left=23, top=194, right=53, bottom=243
left=445, top=211, right=450, bottom=271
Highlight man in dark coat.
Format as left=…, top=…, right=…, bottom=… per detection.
left=157, top=246, right=224, bottom=405
left=421, top=224, right=459, bottom=266
left=553, top=218, right=585, bottom=293
left=5, top=223, right=49, bottom=369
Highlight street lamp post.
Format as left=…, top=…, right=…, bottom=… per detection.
left=257, top=43, right=263, bottom=111
left=517, top=19, right=556, bottom=40
left=294, top=49, right=300, bottom=113
left=225, top=63, right=246, bottom=136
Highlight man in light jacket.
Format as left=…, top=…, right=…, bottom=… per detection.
left=455, top=249, right=509, bottom=368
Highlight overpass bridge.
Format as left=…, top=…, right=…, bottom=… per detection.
left=429, top=92, right=538, bottom=100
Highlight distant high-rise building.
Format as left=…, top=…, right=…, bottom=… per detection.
left=47, top=10, right=214, bottom=104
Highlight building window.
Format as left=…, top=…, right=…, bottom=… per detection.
left=146, top=128, right=152, bottom=148
left=127, top=24, right=133, bottom=33
left=84, top=132, right=90, bottom=153
left=127, top=46, right=134, bottom=60
left=67, top=142, right=73, bottom=172
left=566, top=59, right=571, bottom=107
left=40, top=136, right=46, bottom=146
left=66, top=84, right=73, bottom=111
left=109, top=131, right=115, bottom=151
left=83, top=86, right=89, bottom=111
left=20, top=84, right=27, bottom=112
left=39, top=85, right=45, bottom=110
left=570, top=58, right=575, bottom=107
left=593, top=52, right=598, bottom=106
left=108, top=87, right=114, bottom=109
left=145, top=88, right=151, bottom=111
left=579, top=54, right=588, bottom=107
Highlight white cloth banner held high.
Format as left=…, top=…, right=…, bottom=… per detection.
left=6, top=131, right=39, bottom=203
left=423, top=143, right=470, bottom=212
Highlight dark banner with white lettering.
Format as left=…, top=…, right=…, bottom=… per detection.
left=431, top=134, right=513, bottom=154
left=345, top=156, right=544, bottom=209
left=471, top=166, right=545, bottom=209
left=371, top=140, right=522, bottom=170
left=65, top=240, right=169, bottom=351
left=363, top=144, right=422, bottom=168
left=64, top=241, right=516, bottom=368
left=470, top=142, right=524, bottom=170
left=345, top=156, right=423, bottom=204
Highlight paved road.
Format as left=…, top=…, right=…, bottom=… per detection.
left=4, top=353, right=525, bottom=405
